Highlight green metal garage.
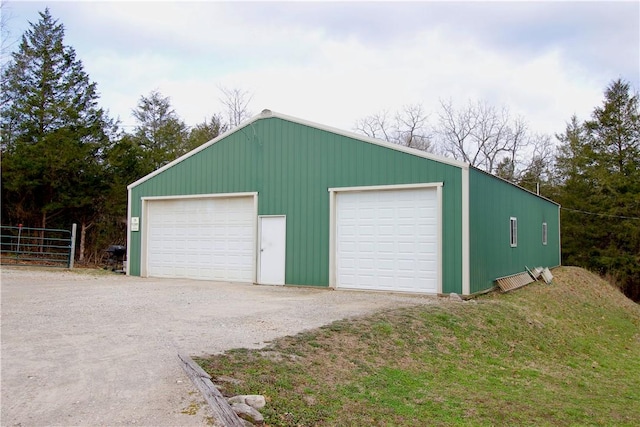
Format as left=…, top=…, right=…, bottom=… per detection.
left=127, top=110, right=560, bottom=296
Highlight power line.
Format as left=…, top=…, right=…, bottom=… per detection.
left=561, top=206, right=640, bottom=220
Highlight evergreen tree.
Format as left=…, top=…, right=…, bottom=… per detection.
left=494, top=156, right=516, bottom=182
left=556, top=80, right=640, bottom=301
left=131, top=90, right=189, bottom=172
left=586, top=80, right=640, bottom=176
left=0, top=8, right=115, bottom=230
left=186, top=114, right=227, bottom=151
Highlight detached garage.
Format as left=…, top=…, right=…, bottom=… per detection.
left=127, top=110, right=560, bottom=296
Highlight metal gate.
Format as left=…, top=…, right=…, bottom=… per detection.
left=0, top=224, right=77, bottom=268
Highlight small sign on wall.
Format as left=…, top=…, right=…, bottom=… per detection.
left=131, top=217, right=139, bottom=232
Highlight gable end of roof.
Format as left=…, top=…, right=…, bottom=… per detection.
left=128, top=109, right=469, bottom=190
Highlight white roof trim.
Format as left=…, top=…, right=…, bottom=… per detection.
left=128, top=109, right=469, bottom=190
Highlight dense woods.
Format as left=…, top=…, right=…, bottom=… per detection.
left=1, top=10, right=638, bottom=301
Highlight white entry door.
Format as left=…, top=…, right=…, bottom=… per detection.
left=258, top=216, right=286, bottom=285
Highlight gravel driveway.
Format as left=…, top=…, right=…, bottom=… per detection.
left=1, top=268, right=432, bottom=426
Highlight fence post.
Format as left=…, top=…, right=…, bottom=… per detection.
left=17, top=223, right=23, bottom=255
left=69, top=223, right=77, bottom=269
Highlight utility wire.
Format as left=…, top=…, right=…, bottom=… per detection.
left=561, top=206, right=640, bottom=220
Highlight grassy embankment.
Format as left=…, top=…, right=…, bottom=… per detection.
left=197, top=267, right=640, bottom=426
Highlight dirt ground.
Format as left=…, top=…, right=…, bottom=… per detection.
left=0, top=268, right=433, bottom=426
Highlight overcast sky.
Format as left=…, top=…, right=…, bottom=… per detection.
left=4, top=1, right=639, bottom=137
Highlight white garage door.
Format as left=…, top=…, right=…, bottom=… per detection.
left=336, top=187, right=439, bottom=293
left=145, top=196, right=255, bottom=282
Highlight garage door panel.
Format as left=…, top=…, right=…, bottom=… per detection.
left=146, top=197, right=254, bottom=282
left=397, top=242, right=416, bottom=253
left=377, top=243, right=394, bottom=253
left=340, top=228, right=357, bottom=239
left=359, top=258, right=376, bottom=270
left=416, top=226, right=435, bottom=237
left=378, top=226, right=394, bottom=236
left=377, top=259, right=395, bottom=270
left=341, top=243, right=357, bottom=253
left=417, top=242, right=435, bottom=253
left=336, top=187, right=439, bottom=294
left=397, top=258, right=416, bottom=270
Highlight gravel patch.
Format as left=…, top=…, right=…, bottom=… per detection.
left=1, top=267, right=434, bottom=426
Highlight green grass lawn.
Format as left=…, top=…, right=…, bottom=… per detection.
left=197, top=267, right=640, bottom=426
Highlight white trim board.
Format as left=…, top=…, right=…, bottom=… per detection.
left=140, top=192, right=258, bottom=202
left=126, top=187, right=132, bottom=275
left=461, top=168, right=470, bottom=296
left=328, top=182, right=444, bottom=193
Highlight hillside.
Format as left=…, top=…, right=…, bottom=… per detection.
left=198, top=267, right=640, bottom=426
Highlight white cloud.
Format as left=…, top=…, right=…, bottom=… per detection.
left=6, top=0, right=636, bottom=139
left=190, top=26, right=606, bottom=136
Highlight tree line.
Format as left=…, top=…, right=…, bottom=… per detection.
left=1, top=10, right=638, bottom=301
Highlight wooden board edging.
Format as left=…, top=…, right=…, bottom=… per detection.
left=177, top=353, right=246, bottom=427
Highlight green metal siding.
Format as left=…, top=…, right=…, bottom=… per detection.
left=468, top=168, right=561, bottom=293
left=129, top=117, right=464, bottom=293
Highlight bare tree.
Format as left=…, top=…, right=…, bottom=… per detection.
left=1, top=0, right=16, bottom=87
left=354, top=110, right=393, bottom=141
left=436, top=99, right=478, bottom=164
left=436, top=99, right=528, bottom=175
left=355, top=98, right=554, bottom=183
left=395, top=104, right=432, bottom=151
left=517, top=133, right=556, bottom=191
left=354, top=103, right=433, bottom=152
left=219, top=86, right=253, bottom=128
left=503, top=116, right=528, bottom=173
left=494, top=130, right=553, bottom=184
